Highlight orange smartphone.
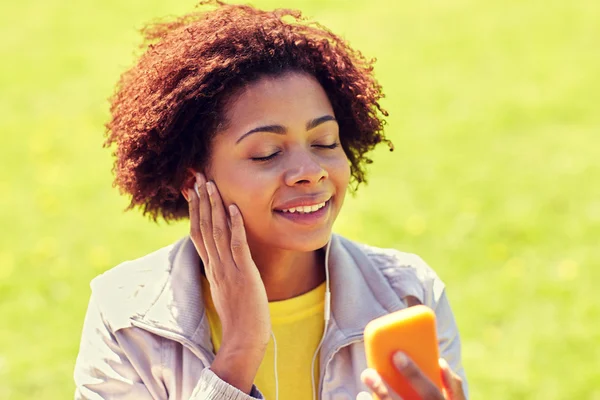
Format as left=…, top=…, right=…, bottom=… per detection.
left=364, top=305, right=442, bottom=400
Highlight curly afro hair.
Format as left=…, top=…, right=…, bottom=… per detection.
left=105, top=0, right=392, bottom=222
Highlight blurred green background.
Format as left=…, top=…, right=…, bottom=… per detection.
left=1, top=0, right=599, bottom=399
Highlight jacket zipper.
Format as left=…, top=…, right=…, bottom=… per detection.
left=319, top=334, right=364, bottom=400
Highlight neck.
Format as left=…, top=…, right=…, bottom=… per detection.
left=248, top=243, right=326, bottom=302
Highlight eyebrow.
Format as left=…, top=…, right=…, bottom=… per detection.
left=235, top=115, right=337, bottom=144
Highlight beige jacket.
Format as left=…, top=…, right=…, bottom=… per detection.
left=74, top=234, right=468, bottom=399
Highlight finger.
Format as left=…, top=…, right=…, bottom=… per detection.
left=196, top=174, right=220, bottom=275
left=228, top=204, right=253, bottom=270
left=439, top=359, right=453, bottom=393
left=206, top=181, right=234, bottom=265
left=187, top=185, right=208, bottom=263
left=393, top=352, right=444, bottom=400
left=439, top=359, right=464, bottom=400
left=360, top=368, right=395, bottom=400
left=356, top=391, right=374, bottom=400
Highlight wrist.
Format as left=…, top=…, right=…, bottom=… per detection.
left=210, top=342, right=267, bottom=394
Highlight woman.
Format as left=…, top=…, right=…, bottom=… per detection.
left=74, top=1, right=468, bottom=399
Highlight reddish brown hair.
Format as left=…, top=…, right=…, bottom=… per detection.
left=105, top=0, right=392, bottom=221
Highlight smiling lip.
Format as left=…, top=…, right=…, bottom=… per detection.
left=274, top=198, right=332, bottom=225
left=274, top=194, right=332, bottom=211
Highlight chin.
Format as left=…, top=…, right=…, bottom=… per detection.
left=275, top=229, right=332, bottom=252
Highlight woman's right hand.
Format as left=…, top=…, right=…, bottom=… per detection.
left=185, top=172, right=271, bottom=394
left=359, top=355, right=466, bottom=400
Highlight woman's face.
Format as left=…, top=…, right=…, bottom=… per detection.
left=205, top=71, right=351, bottom=252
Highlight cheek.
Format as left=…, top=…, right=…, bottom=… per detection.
left=329, top=154, right=352, bottom=188
left=218, top=170, right=274, bottom=211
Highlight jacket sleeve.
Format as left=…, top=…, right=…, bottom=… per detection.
left=433, top=288, right=469, bottom=400
left=191, top=369, right=264, bottom=400
left=74, top=294, right=263, bottom=400
left=381, top=251, right=469, bottom=399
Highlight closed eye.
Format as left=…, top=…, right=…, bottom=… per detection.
left=251, top=143, right=339, bottom=162
left=314, top=143, right=340, bottom=149
left=251, top=151, right=280, bottom=162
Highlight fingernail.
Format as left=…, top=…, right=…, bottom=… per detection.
left=206, top=181, right=215, bottom=195
left=371, top=374, right=383, bottom=387
left=193, top=182, right=200, bottom=197
left=439, top=358, right=449, bottom=370
left=363, top=372, right=382, bottom=387
left=195, top=172, right=206, bottom=184
left=229, top=204, right=238, bottom=216
left=356, top=392, right=372, bottom=400
left=394, top=352, right=408, bottom=368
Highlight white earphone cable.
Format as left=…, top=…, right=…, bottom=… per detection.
left=271, top=330, right=279, bottom=400
left=311, top=237, right=332, bottom=400
left=272, top=237, right=332, bottom=400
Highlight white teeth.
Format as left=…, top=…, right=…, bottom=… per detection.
left=281, top=201, right=326, bottom=214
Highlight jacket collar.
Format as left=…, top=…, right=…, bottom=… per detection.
left=134, top=234, right=406, bottom=351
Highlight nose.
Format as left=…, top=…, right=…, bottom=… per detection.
left=283, top=148, right=328, bottom=186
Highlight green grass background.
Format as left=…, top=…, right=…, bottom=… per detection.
left=1, top=0, right=599, bottom=399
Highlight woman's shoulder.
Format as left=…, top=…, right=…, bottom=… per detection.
left=87, top=237, right=189, bottom=329
left=335, top=234, right=446, bottom=306
left=91, top=239, right=183, bottom=292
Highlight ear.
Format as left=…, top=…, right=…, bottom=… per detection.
left=181, top=168, right=200, bottom=202
left=184, top=168, right=199, bottom=186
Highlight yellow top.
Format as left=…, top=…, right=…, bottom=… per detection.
left=201, top=275, right=326, bottom=399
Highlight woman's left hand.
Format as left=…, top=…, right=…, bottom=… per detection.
left=359, top=354, right=465, bottom=400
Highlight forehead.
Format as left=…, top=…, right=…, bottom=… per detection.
left=222, top=71, right=334, bottom=133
